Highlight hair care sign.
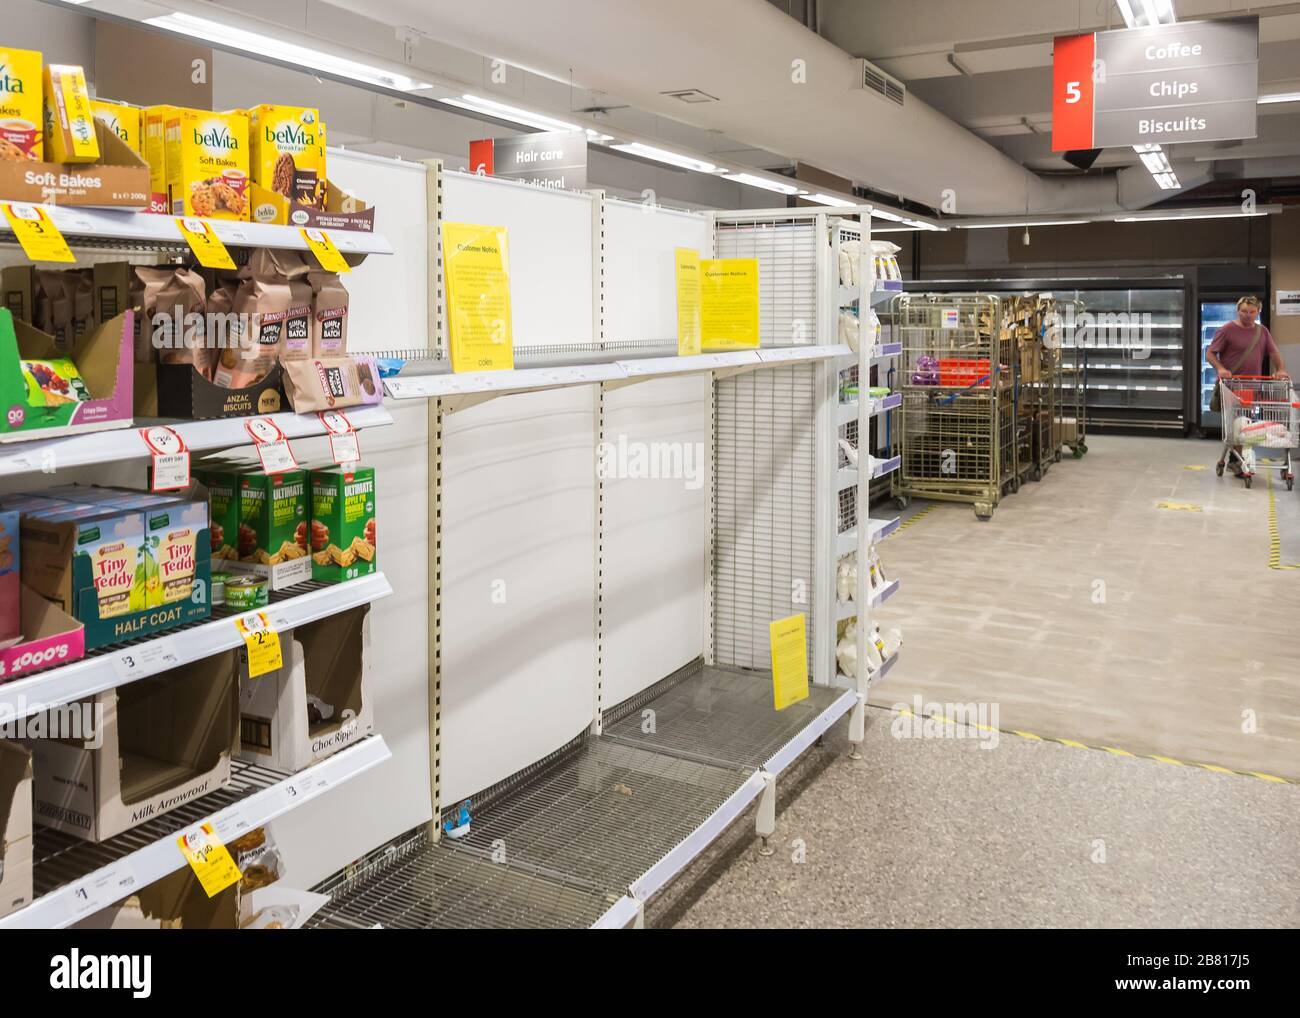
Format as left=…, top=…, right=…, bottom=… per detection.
left=1052, top=17, right=1258, bottom=151
left=442, top=222, right=514, bottom=373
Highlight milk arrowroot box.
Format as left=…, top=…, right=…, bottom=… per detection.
left=166, top=108, right=249, bottom=220
left=0, top=46, right=42, bottom=162
left=91, top=99, right=142, bottom=155
left=42, top=64, right=99, bottom=164
left=250, top=105, right=322, bottom=205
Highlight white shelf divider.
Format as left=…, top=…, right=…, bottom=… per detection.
left=835, top=577, right=901, bottom=621
left=0, top=736, right=392, bottom=930
left=836, top=516, right=901, bottom=558
left=0, top=573, right=393, bottom=722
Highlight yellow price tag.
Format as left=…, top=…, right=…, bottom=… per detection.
left=2, top=203, right=75, bottom=263
left=301, top=227, right=351, bottom=273
left=236, top=611, right=283, bottom=677
left=770, top=613, right=809, bottom=711
left=176, top=217, right=236, bottom=270
left=178, top=823, right=242, bottom=898
left=676, top=248, right=701, bottom=357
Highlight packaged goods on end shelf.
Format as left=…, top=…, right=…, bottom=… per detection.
left=836, top=548, right=890, bottom=603
left=839, top=306, right=881, bottom=355
left=838, top=239, right=863, bottom=287
left=194, top=462, right=377, bottom=591
left=871, top=241, right=902, bottom=285
left=0, top=483, right=210, bottom=651
left=836, top=618, right=902, bottom=682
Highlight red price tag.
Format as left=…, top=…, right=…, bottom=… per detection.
left=141, top=425, right=190, bottom=491
left=318, top=410, right=360, bottom=464
left=244, top=417, right=298, bottom=472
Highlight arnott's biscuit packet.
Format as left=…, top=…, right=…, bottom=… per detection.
left=153, top=267, right=210, bottom=373
left=281, top=355, right=382, bottom=413
left=218, top=249, right=311, bottom=389
left=308, top=270, right=348, bottom=357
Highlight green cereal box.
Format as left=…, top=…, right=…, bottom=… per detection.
left=238, top=469, right=308, bottom=567
left=309, top=466, right=375, bottom=583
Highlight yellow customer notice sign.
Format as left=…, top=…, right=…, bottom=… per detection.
left=676, top=247, right=701, bottom=356
left=770, top=613, right=809, bottom=711
left=701, top=257, right=759, bottom=350
left=443, top=221, right=514, bottom=372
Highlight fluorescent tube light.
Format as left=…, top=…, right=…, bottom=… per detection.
left=1259, top=92, right=1300, bottom=105
left=804, top=193, right=857, bottom=208
left=1115, top=210, right=1266, bottom=223
left=1116, top=0, right=1139, bottom=28
left=610, top=142, right=718, bottom=173
left=722, top=172, right=802, bottom=195
left=439, top=95, right=584, bottom=133
left=959, top=220, right=1086, bottom=229
left=145, top=12, right=434, bottom=92
left=1153, top=171, right=1181, bottom=189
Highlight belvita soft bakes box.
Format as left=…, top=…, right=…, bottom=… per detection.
left=166, top=107, right=249, bottom=220
left=0, top=46, right=42, bottom=162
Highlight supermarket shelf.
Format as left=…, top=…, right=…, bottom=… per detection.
left=837, top=467, right=858, bottom=490
left=831, top=650, right=900, bottom=693
left=0, top=573, right=393, bottom=721
left=383, top=346, right=853, bottom=401
left=835, top=577, right=901, bottom=621
left=872, top=342, right=903, bottom=360
left=839, top=284, right=862, bottom=306
left=871, top=455, right=901, bottom=479
left=1083, top=363, right=1183, bottom=372
left=0, top=203, right=393, bottom=257
left=0, top=736, right=392, bottom=930
left=836, top=516, right=901, bottom=557
left=0, top=404, right=395, bottom=477
left=838, top=392, right=901, bottom=426
left=870, top=289, right=899, bottom=309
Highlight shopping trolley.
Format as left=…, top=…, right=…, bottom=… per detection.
left=1215, top=376, right=1300, bottom=490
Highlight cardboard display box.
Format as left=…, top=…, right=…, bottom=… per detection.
left=0, top=741, right=33, bottom=920
left=0, top=583, right=85, bottom=685
left=0, top=308, right=133, bottom=442
left=19, top=493, right=211, bottom=651
left=154, top=360, right=285, bottom=420
left=24, top=650, right=238, bottom=842
left=0, top=119, right=150, bottom=208
left=73, top=867, right=239, bottom=929
left=250, top=179, right=375, bottom=232
left=239, top=604, right=374, bottom=772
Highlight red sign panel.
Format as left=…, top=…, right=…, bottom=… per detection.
left=469, top=138, right=494, bottom=176
left=1052, top=32, right=1096, bottom=151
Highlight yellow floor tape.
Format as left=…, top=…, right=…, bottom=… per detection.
left=889, top=707, right=1296, bottom=785
left=1266, top=476, right=1300, bottom=570
left=892, top=503, right=939, bottom=534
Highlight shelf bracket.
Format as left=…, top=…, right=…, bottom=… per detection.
left=755, top=770, right=777, bottom=856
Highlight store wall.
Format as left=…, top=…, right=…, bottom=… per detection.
left=1271, top=208, right=1300, bottom=376
left=913, top=217, right=1273, bottom=280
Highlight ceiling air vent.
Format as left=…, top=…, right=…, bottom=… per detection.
left=661, top=88, right=720, bottom=104
left=857, top=59, right=905, bottom=106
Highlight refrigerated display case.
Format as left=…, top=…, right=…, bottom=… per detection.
left=902, top=277, right=1190, bottom=432
left=1195, top=268, right=1270, bottom=437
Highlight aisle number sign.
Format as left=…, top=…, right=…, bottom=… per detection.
left=770, top=613, right=809, bottom=711
left=1052, top=17, right=1258, bottom=151
left=177, top=217, right=236, bottom=270
left=700, top=258, right=760, bottom=350
left=443, top=222, right=514, bottom=373
left=3, top=203, right=75, bottom=263
left=237, top=612, right=283, bottom=677
left=676, top=248, right=702, bottom=356
left=178, top=823, right=242, bottom=897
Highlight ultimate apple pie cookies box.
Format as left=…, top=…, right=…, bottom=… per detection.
left=309, top=466, right=375, bottom=583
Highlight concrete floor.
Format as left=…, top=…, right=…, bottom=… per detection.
left=661, top=434, right=1300, bottom=928
left=658, top=711, right=1300, bottom=928
left=873, top=434, right=1300, bottom=780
